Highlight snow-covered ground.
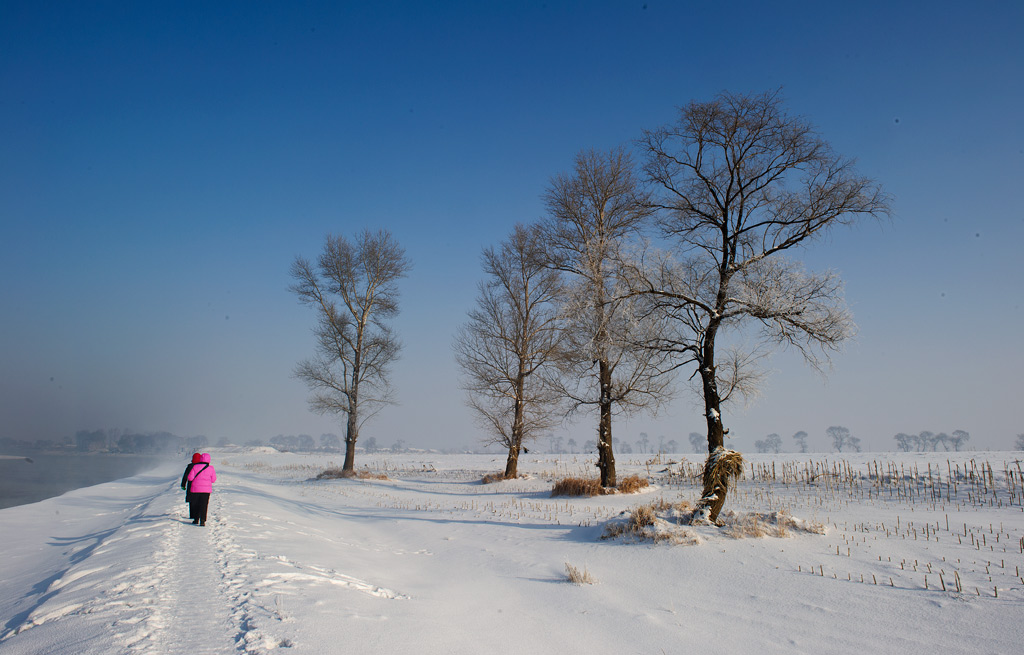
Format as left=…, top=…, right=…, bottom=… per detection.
left=1, top=450, right=1022, bottom=654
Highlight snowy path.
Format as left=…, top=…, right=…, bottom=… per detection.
left=0, top=464, right=301, bottom=654
left=139, top=496, right=239, bottom=654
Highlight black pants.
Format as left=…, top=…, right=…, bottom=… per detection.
left=191, top=492, right=211, bottom=523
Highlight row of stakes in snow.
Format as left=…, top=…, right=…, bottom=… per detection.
left=700, top=457, right=1024, bottom=600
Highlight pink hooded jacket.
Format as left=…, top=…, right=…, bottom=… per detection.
left=187, top=453, right=217, bottom=493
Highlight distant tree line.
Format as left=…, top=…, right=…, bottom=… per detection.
left=541, top=433, right=679, bottom=456
left=893, top=430, right=971, bottom=452
left=749, top=428, right=860, bottom=453
left=746, top=427, right=988, bottom=453
left=67, top=429, right=205, bottom=454
left=0, top=430, right=354, bottom=455
left=0, top=430, right=213, bottom=455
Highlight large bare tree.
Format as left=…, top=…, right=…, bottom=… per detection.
left=453, top=224, right=564, bottom=478
left=290, top=230, right=411, bottom=474
left=636, top=90, right=891, bottom=520
left=541, top=147, right=674, bottom=487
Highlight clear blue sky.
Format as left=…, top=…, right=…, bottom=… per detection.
left=2, top=1, right=1022, bottom=452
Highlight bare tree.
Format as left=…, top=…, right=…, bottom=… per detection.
left=541, top=147, right=675, bottom=487
left=918, top=430, right=936, bottom=451
left=950, top=429, right=970, bottom=451
left=828, top=425, right=861, bottom=452
left=792, top=430, right=809, bottom=453
left=634, top=90, right=890, bottom=520
left=755, top=433, right=782, bottom=453
left=893, top=432, right=913, bottom=452
left=320, top=433, right=341, bottom=450
left=689, top=431, right=705, bottom=453
left=1016, top=434, right=1024, bottom=451
left=548, top=434, right=564, bottom=454
left=453, top=224, right=564, bottom=479
left=290, top=230, right=411, bottom=474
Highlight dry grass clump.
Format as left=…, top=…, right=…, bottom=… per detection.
left=601, top=521, right=629, bottom=540
left=551, top=474, right=651, bottom=497
left=631, top=504, right=656, bottom=528
left=602, top=502, right=703, bottom=546
left=616, top=474, right=650, bottom=494
left=480, top=472, right=506, bottom=484
left=565, top=563, right=596, bottom=585
left=551, top=477, right=605, bottom=497
left=316, top=468, right=389, bottom=481
left=723, top=513, right=775, bottom=539
left=694, top=447, right=746, bottom=523
left=702, top=448, right=745, bottom=492
left=649, top=497, right=694, bottom=513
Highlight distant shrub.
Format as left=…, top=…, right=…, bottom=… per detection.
left=551, top=477, right=605, bottom=497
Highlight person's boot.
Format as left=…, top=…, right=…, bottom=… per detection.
left=192, top=519, right=199, bottom=524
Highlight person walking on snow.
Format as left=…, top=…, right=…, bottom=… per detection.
left=180, top=452, right=201, bottom=521
left=186, top=453, right=217, bottom=526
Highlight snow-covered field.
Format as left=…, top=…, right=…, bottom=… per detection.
left=1, top=449, right=1022, bottom=654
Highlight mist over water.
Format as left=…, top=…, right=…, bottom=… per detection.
left=0, top=452, right=167, bottom=510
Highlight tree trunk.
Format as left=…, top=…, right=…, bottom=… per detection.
left=505, top=378, right=527, bottom=479
left=504, top=446, right=520, bottom=478
left=344, top=334, right=362, bottom=473
left=701, top=323, right=726, bottom=452
left=596, top=359, right=616, bottom=488
left=699, top=328, right=728, bottom=521
left=343, top=406, right=358, bottom=473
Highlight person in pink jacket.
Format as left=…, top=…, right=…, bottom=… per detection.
left=186, top=453, right=217, bottom=526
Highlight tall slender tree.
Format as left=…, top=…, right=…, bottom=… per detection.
left=290, top=230, right=411, bottom=474
left=453, top=224, right=565, bottom=478
left=950, top=429, right=970, bottom=451
left=541, top=148, right=674, bottom=487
